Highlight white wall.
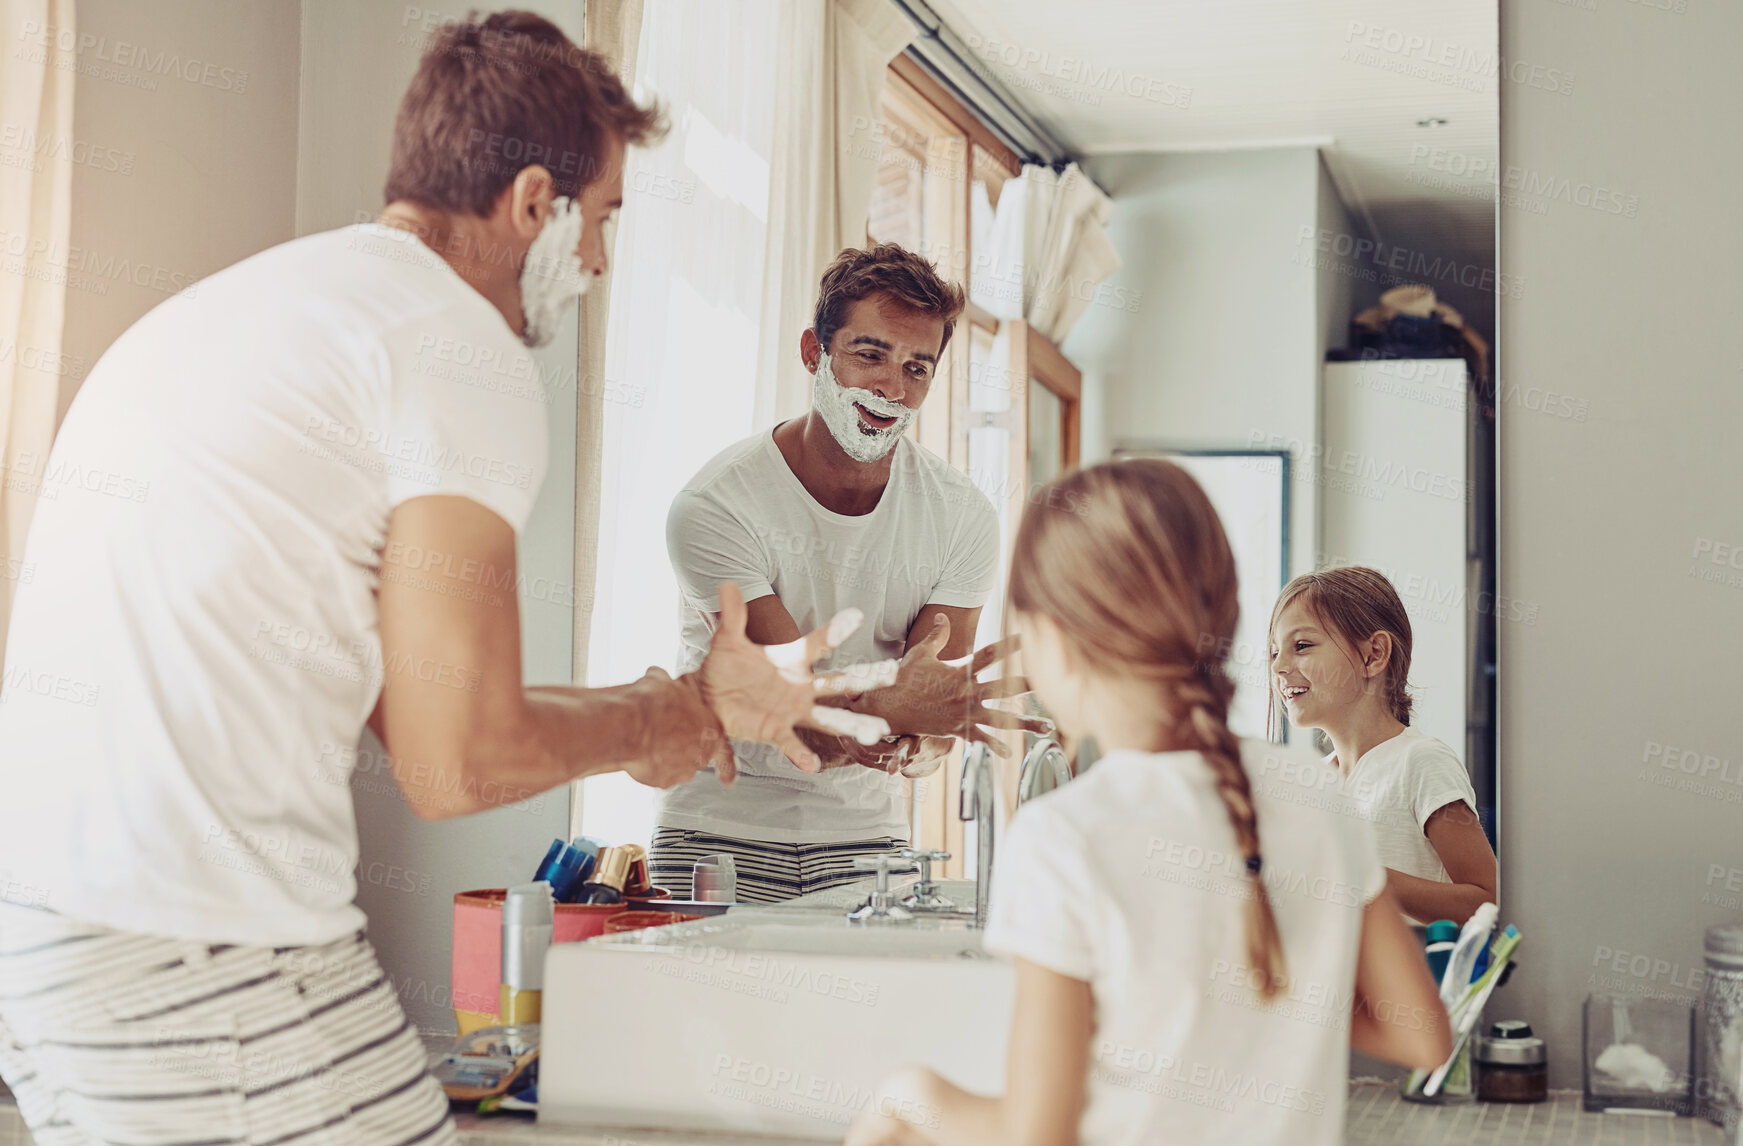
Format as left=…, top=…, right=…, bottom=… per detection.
left=1065, top=148, right=1327, bottom=584
left=297, top=0, right=583, bottom=1036
left=57, top=0, right=301, bottom=425
left=1494, top=0, right=1742, bottom=1089
left=1322, top=360, right=1468, bottom=757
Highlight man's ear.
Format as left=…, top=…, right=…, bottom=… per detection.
left=799, top=327, right=822, bottom=374
left=1363, top=631, right=1394, bottom=678
left=506, top=164, right=556, bottom=240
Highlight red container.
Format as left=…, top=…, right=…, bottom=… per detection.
left=451, top=888, right=628, bottom=1033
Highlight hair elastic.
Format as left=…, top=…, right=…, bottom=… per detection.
left=1245, top=854, right=1263, bottom=875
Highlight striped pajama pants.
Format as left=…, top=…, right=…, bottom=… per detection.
left=648, top=828, right=907, bottom=903
left=0, top=902, right=455, bottom=1146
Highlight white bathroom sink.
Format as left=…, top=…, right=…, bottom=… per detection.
left=539, top=880, right=1013, bottom=1141
left=611, top=917, right=989, bottom=958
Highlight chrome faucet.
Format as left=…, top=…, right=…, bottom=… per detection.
left=1018, top=737, right=1072, bottom=804
left=959, top=742, right=996, bottom=927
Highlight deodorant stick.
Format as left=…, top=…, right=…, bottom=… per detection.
left=500, top=881, right=554, bottom=1024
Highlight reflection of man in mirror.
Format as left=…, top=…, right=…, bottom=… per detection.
left=656, top=244, right=1045, bottom=903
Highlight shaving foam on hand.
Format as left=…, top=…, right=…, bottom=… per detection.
left=764, top=608, right=866, bottom=674
left=825, top=607, right=865, bottom=648
left=809, top=706, right=890, bottom=745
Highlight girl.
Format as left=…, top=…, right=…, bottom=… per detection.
left=1267, top=567, right=1498, bottom=925
left=847, top=461, right=1449, bottom=1146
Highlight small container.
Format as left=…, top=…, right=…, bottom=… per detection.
left=693, top=854, right=738, bottom=903
left=532, top=839, right=591, bottom=902
left=499, top=882, right=553, bottom=1025
left=1583, top=993, right=1695, bottom=1113
left=580, top=846, right=633, bottom=905
left=621, top=844, right=652, bottom=897
left=1424, top=920, right=1459, bottom=986
left=1700, top=923, right=1743, bottom=1130
left=1476, top=1020, right=1548, bottom=1103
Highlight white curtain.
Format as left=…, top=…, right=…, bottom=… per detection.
left=756, top=0, right=915, bottom=425
left=571, top=0, right=642, bottom=686
left=0, top=0, right=75, bottom=666
left=579, top=0, right=913, bottom=844
left=971, top=161, right=1122, bottom=345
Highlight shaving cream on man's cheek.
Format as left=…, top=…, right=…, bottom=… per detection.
left=519, top=197, right=591, bottom=349
left=811, top=352, right=916, bottom=463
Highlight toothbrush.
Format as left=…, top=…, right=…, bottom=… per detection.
left=1423, top=926, right=1522, bottom=1096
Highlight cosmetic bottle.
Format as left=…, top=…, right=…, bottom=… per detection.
left=499, top=881, right=553, bottom=1025
left=532, top=839, right=590, bottom=903
left=621, top=843, right=651, bottom=898
left=579, top=846, right=632, bottom=905
left=1424, top=920, right=1458, bottom=984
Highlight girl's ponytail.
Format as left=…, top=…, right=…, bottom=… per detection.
left=1176, top=671, right=1287, bottom=1000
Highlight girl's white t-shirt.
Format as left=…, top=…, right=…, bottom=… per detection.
left=983, top=740, right=1387, bottom=1146
left=1333, top=726, right=1478, bottom=893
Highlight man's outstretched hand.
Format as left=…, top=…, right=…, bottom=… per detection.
left=694, top=582, right=898, bottom=778
left=855, top=615, right=1052, bottom=753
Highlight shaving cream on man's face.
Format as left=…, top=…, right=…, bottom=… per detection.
left=519, top=196, right=591, bottom=349
left=811, top=352, right=916, bottom=463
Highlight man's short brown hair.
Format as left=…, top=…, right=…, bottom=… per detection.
left=384, top=10, right=665, bottom=217
left=812, top=243, right=967, bottom=359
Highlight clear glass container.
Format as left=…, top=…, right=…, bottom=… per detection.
left=1583, top=993, right=1694, bottom=1114
left=1402, top=1031, right=1474, bottom=1105
left=1699, top=923, right=1743, bottom=1129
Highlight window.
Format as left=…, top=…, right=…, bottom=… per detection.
left=869, top=58, right=1085, bottom=869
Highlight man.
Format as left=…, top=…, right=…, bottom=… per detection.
left=0, top=14, right=872, bottom=1146
left=653, top=243, right=1047, bottom=903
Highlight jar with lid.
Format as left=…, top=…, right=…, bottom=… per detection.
left=1476, top=1020, right=1548, bottom=1103
left=1700, top=922, right=1743, bottom=1130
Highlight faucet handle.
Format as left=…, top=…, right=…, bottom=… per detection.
left=849, top=854, right=915, bottom=924
left=898, top=848, right=950, bottom=891
left=852, top=853, right=915, bottom=891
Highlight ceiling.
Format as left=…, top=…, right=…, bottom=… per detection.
left=925, top=0, right=1499, bottom=322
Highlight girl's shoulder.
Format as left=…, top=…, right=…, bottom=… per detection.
left=1395, top=728, right=1467, bottom=771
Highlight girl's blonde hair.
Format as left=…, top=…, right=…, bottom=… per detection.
left=1007, top=459, right=1286, bottom=1000
left=1268, top=566, right=1414, bottom=730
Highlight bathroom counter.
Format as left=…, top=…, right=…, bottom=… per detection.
left=1, top=1086, right=1732, bottom=1145
left=1341, top=1082, right=1727, bottom=1145
left=447, top=1083, right=1734, bottom=1146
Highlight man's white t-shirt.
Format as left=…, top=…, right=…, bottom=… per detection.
left=984, top=740, right=1387, bottom=1146
left=660, top=431, right=999, bottom=842
left=0, top=224, right=547, bottom=947
left=1331, top=726, right=1477, bottom=895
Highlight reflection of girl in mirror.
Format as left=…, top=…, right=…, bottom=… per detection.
left=1267, top=567, right=1498, bottom=927
left=849, top=461, right=1449, bottom=1146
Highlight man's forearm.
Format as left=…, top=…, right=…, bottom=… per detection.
left=387, top=678, right=674, bottom=819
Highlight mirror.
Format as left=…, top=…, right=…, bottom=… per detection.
left=579, top=0, right=1498, bottom=927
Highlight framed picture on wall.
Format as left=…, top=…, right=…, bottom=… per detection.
left=1113, top=447, right=1291, bottom=742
